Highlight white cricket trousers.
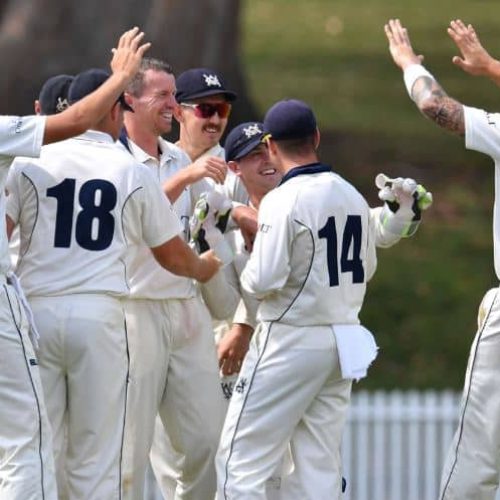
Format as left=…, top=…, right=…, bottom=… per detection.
left=0, top=280, right=56, bottom=500
left=122, top=296, right=225, bottom=500
left=440, top=287, right=500, bottom=500
left=216, top=321, right=352, bottom=500
left=28, top=294, right=129, bottom=500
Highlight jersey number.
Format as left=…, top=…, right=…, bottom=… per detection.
left=46, top=178, right=117, bottom=251
left=318, top=215, right=364, bottom=286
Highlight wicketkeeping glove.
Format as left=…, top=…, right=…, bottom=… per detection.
left=190, top=191, right=234, bottom=265
left=376, top=173, right=433, bottom=237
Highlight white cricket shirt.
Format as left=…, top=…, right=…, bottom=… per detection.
left=241, top=164, right=377, bottom=326
left=464, top=106, right=500, bottom=281
left=125, top=136, right=208, bottom=299
left=7, top=130, right=180, bottom=297
left=0, top=115, right=46, bottom=275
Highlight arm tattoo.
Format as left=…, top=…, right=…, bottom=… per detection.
left=411, top=76, right=465, bottom=136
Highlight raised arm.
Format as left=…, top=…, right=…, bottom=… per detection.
left=43, top=27, right=150, bottom=145
left=385, top=18, right=465, bottom=136
left=447, top=19, right=500, bottom=87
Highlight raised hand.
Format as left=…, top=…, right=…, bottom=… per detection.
left=110, top=27, right=151, bottom=81
left=384, top=19, right=424, bottom=70
left=448, top=19, right=496, bottom=77
left=376, top=173, right=433, bottom=237
left=188, top=156, right=227, bottom=185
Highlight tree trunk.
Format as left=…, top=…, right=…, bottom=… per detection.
left=0, top=0, right=256, bottom=123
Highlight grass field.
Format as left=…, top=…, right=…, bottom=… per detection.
left=241, top=0, right=500, bottom=389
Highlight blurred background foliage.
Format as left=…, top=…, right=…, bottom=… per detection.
left=242, top=0, right=500, bottom=389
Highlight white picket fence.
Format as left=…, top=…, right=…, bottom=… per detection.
left=144, top=390, right=500, bottom=500
left=343, top=390, right=458, bottom=500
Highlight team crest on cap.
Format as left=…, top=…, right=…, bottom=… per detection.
left=203, top=74, right=222, bottom=87
left=56, top=97, right=69, bottom=113
left=243, top=124, right=262, bottom=138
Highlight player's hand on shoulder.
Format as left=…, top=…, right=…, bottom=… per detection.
left=110, top=27, right=151, bottom=80
left=188, top=156, right=227, bottom=185
left=218, top=323, right=253, bottom=376
left=376, top=172, right=433, bottom=237
left=384, top=19, right=424, bottom=70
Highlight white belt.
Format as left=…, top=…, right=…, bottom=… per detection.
left=7, top=272, right=40, bottom=349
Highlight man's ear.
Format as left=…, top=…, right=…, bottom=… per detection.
left=314, top=127, right=321, bottom=150
left=34, top=100, right=42, bottom=115
left=227, top=160, right=241, bottom=176
left=124, top=92, right=134, bottom=109
left=266, top=138, right=278, bottom=156
left=173, top=103, right=183, bottom=124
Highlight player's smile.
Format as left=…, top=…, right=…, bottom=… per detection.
left=203, top=123, right=222, bottom=135
left=160, top=110, right=173, bottom=125
left=259, top=167, right=277, bottom=176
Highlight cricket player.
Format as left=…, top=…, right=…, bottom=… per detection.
left=6, top=68, right=220, bottom=500
left=119, top=59, right=228, bottom=500
left=216, top=99, right=428, bottom=499
left=385, top=18, right=500, bottom=500
left=35, top=74, right=74, bottom=115
left=173, top=67, right=257, bottom=248
left=10, top=74, right=75, bottom=269
left=0, top=27, right=150, bottom=500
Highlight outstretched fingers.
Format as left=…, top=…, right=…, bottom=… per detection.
left=447, top=19, right=492, bottom=76
left=110, top=27, right=151, bottom=78
left=385, top=19, right=408, bottom=46
left=385, top=19, right=422, bottom=69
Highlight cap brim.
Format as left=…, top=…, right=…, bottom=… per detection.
left=178, top=89, right=238, bottom=103
left=229, top=136, right=263, bottom=162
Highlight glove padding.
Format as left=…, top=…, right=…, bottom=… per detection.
left=376, top=173, right=433, bottom=237
left=190, top=191, right=234, bottom=265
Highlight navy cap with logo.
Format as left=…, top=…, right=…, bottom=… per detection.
left=225, top=122, right=264, bottom=162
left=263, top=99, right=317, bottom=141
left=68, top=68, right=133, bottom=112
left=175, top=68, right=237, bottom=103
left=38, top=74, right=74, bottom=115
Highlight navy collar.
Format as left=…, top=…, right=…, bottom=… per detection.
left=279, top=163, right=332, bottom=186
left=118, top=127, right=131, bottom=153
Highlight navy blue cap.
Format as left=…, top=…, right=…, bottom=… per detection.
left=225, top=122, right=264, bottom=162
left=175, top=68, right=237, bottom=103
left=68, top=68, right=133, bottom=112
left=263, top=99, right=317, bottom=140
left=38, top=74, right=74, bottom=115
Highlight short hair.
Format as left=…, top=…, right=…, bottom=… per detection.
left=126, top=58, right=174, bottom=97
left=274, top=133, right=316, bottom=157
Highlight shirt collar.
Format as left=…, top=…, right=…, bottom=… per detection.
left=76, top=129, right=116, bottom=144
left=126, top=136, right=176, bottom=166
left=175, top=142, right=225, bottom=161
left=279, top=162, right=332, bottom=186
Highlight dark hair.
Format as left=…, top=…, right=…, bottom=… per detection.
left=274, top=133, right=316, bottom=156
left=126, top=58, right=174, bottom=97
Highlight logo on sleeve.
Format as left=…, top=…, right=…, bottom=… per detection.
left=486, top=113, right=499, bottom=128
left=259, top=223, right=271, bottom=233
left=12, top=118, right=23, bottom=134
